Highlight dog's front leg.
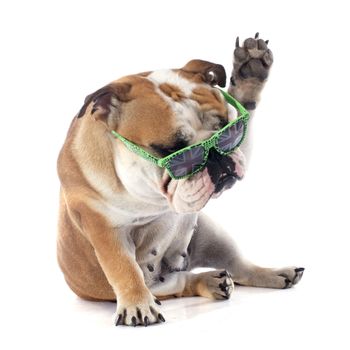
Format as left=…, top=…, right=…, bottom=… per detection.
left=228, top=33, right=273, bottom=165
left=79, top=204, right=164, bottom=327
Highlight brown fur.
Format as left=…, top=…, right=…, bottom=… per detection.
left=57, top=53, right=274, bottom=307
left=57, top=113, right=119, bottom=300
left=57, top=63, right=226, bottom=303
left=191, top=87, right=227, bottom=116
left=159, top=83, right=185, bottom=102
left=179, top=59, right=226, bottom=87
left=57, top=40, right=304, bottom=327
left=116, top=76, right=175, bottom=145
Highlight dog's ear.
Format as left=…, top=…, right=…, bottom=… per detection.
left=77, top=83, right=132, bottom=123
left=181, top=59, right=226, bottom=87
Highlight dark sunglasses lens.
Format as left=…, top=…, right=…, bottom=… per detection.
left=217, top=120, right=245, bottom=153
left=168, top=146, right=205, bottom=178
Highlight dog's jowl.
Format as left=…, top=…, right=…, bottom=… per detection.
left=57, top=34, right=304, bottom=327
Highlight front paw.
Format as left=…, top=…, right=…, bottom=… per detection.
left=114, top=293, right=165, bottom=327
left=229, top=33, right=273, bottom=109
left=233, top=32, right=273, bottom=82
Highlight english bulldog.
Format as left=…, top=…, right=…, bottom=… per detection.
left=57, top=33, right=304, bottom=327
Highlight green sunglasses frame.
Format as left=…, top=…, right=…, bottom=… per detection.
left=111, top=89, right=249, bottom=180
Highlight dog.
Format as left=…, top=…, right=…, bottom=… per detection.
left=57, top=33, right=304, bottom=327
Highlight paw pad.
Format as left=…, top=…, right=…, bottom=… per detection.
left=233, top=33, right=273, bottom=82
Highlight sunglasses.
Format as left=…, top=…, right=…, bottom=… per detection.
left=111, top=89, right=249, bottom=180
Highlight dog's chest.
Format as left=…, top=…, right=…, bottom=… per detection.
left=129, top=212, right=198, bottom=286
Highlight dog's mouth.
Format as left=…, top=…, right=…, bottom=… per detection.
left=214, top=174, right=237, bottom=193
left=160, top=169, right=235, bottom=202
left=159, top=169, right=215, bottom=213
left=159, top=150, right=245, bottom=213
left=211, top=174, right=237, bottom=199
left=160, top=168, right=238, bottom=199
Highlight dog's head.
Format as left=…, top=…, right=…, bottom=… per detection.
left=78, top=60, right=245, bottom=213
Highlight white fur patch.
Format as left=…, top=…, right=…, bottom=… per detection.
left=147, top=69, right=203, bottom=140
left=147, top=69, right=196, bottom=96
left=227, top=102, right=238, bottom=121
left=150, top=272, right=189, bottom=296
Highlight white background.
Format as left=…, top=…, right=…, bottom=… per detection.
left=1, top=0, right=349, bottom=349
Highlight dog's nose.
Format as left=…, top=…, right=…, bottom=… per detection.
left=206, top=149, right=237, bottom=193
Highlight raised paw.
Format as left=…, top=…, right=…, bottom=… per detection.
left=229, top=33, right=273, bottom=109
left=195, top=269, right=234, bottom=300
left=233, top=32, right=273, bottom=82
left=114, top=296, right=165, bottom=327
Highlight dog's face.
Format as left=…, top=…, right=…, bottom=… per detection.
left=78, top=60, right=245, bottom=213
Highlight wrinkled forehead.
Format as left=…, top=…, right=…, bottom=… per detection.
left=147, top=69, right=238, bottom=135
left=147, top=68, right=227, bottom=115
left=117, top=67, right=236, bottom=147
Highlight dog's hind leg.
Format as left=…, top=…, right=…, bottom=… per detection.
left=187, top=213, right=304, bottom=289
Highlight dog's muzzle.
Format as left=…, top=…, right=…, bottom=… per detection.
left=206, top=150, right=239, bottom=193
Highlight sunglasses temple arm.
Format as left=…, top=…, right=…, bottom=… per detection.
left=218, top=89, right=254, bottom=169
left=126, top=145, right=160, bottom=165
left=111, top=130, right=161, bottom=165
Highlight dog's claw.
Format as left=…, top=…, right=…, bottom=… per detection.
left=115, top=314, right=123, bottom=326
left=236, top=36, right=239, bottom=48
left=131, top=316, right=137, bottom=327
left=219, top=277, right=233, bottom=298
left=265, top=39, right=269, bottom=44
left=136, top=308, right=142, bottom=320
left=255, top=32, right=259, bottom=39
left=155, top=298, right=161, bottom=305
left=144, top=316, right=150, bottom=327
left=158, top=313, right=166, bottom=322
left=219, top=280, right=228, bottom=290
left=219, top=270, right=232, bottom=278
left=283, top=278, right=293, bottom=289
left=292, top=267, right=305, bottom=284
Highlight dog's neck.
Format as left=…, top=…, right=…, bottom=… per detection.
left=70, top=114, right=170, bottom=218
